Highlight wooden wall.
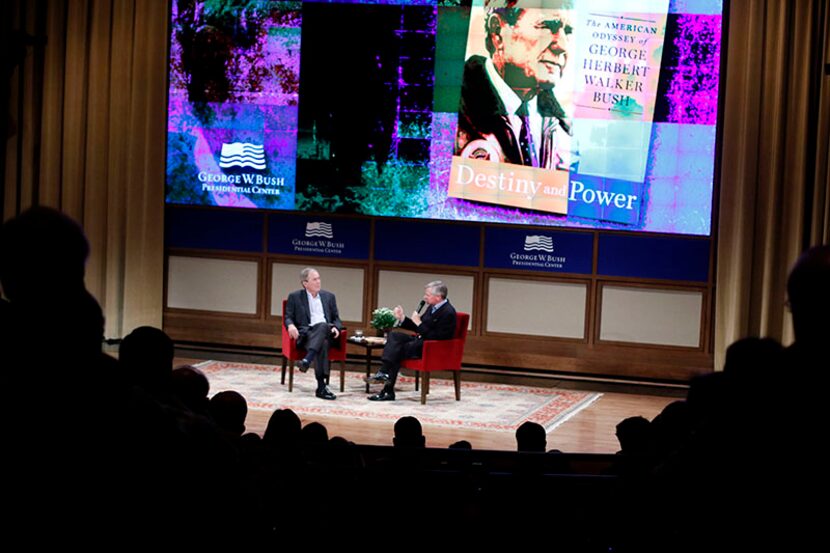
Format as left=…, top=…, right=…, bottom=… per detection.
left=163, top=208, right=714, bottom=383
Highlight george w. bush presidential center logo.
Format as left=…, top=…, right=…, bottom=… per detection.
left=508, top=234, right=566, bottom=270
left=198, top=140, right=283, bottom=195
left=292, top=221, right=344, bottom=255
left=219, top=142, right=266, bottom=172
left=305, top=222, right=333, bottom=239
left=524, top=235, right=554, bottom=253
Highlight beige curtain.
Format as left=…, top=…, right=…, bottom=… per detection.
left=716, top=0, right=830, bottom=367
left=4, top=0, right=169, bottom=338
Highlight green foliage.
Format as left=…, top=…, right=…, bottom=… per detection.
left=202, top=0, right=265, bottom=20
left=397, top=119, right=431, bottom=139
left=352, top=161, right=429, bottom=218
left=371, top=307, right=397, bottom=331
left=295, top=185, right=345, bottom=212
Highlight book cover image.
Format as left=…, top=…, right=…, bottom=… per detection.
left=571, top=0, right=669, bottom=184
left=449, top=0, right=580, bottom=215
left=448, top=0, right=670, bottom=223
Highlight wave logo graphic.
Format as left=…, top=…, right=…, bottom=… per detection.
left=305, top=222, right=333, bottom=239
left=524, top=235, right=554, bottom=252
left=219, top=142, right=266, bottom=171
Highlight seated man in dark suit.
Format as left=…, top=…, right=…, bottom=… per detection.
left=367, top=280, right=457, bottom=402
left=284, top=267, right=343, bottom=400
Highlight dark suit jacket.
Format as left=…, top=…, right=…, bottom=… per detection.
left=400, top=300, right=457, bottom=342
left=456, top=55, right=572, bottom=169
left=284, top=289, right=343, bottom=336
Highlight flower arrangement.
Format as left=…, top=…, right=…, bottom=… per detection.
left=371, top=307, right=397, bottom=331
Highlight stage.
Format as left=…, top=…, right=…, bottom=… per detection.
left=176, top=348, right=684, bottom=453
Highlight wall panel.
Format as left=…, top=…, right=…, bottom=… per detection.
left=167, top=256, right=259, bottom=314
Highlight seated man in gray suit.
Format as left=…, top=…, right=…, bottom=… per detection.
left=284, top=267, right=342, bottom=400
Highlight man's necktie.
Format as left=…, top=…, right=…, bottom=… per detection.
left=517, top=100, right=536, bottom=167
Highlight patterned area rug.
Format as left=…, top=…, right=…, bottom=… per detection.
left=196, top=361, right=602, bottom=432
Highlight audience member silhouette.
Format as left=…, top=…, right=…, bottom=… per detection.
left=209, top=390, right=248, bottom=438
left=171, top=365, right=210, bottom=414
left=0, top=207, right=88, bottom=300
left=0, top=208, right=251, bottom=545
left=393, top=416, right=425, bottom=448
left=777, top=245, right=830, bottom=549
left=642, top=247, right=830, bottom=552
left=119, top=326, right=175, bottom=397
left=692, top=337, right=785, bottom=434
left=263, top=408, right=302, bottom=451
left=515, top=421, right=546, bottom=452
left=650, top=400, right=692, bottom=460
left=780, top=246, right=830, bottom=424
left=1, top=207, right=106, bottom=366
left=449, top=440, right=472, bottom=450
left=786, top=244, right=830, bottom=353
left=0, top=208, right=129, bottom=543
left=301, top=421, right=329, bottom=445
left=723, top=336, right=784, bottom=381
left=327, top=436, right=366, bottom=470
left=685, top=337, right=784, bottom=435
left=615, top=416, right=652, bottom=456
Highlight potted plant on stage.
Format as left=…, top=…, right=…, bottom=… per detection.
left=370, top=307, right=397, bottom=338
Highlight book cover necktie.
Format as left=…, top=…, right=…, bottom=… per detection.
left=516, top=100, right=536, bottom=167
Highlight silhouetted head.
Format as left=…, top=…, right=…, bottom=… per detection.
left=171, top=365, right=210, bottom=414
left=724, top=337, right=784, bottom=381
left=328, top=436, right=350, bottom=447
left=209, top=390, right=248, bottom=437
left=615, top=416, right=652, bottom=455
left=0, top=207, right=89, bottom=302
left=119, top=326, right=175, bottom=393
left=786, top=245, right=830, bottom=347
left=393, top=416, right=425, bottom=448
left=0, top=208, right=105, bottom=363
left=301, top=421, right=329, bottom=445
left=449, top=440, right=473, bottom=450
left=652, top=400, right=692, bottom=456
left=516, top=421, right=547, bottom=452
left=327, top=436, right=364, bottom=469
left=263, top=408, right=301, bottom=449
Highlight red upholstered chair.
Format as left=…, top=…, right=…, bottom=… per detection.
left=280, top=300, right=348, bottom=392
left=401, top=312, right=469, bottom=405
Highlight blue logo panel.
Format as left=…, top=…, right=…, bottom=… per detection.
left=165, top=208, right=264, bottom=252
left=598, top=234, right=710, bottom=282
left=485, top=227, right=593, bottom=274
left=375, top=220, right=480, bottom=266
left=268, top=214, right=370, bottom=259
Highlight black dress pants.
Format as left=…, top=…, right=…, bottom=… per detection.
left=380, top=331, right=423, bottom=386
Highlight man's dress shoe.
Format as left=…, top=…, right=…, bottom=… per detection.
left=316, top=386, right=336, bottom=400
left=296, top=359, right=310, bottom=373
left=364, top=371, right=391, bottom=384
left=368, top=390, right=395, bottom=401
